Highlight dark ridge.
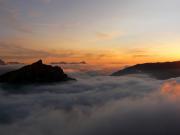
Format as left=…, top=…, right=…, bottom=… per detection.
left=0, top=60, right=75, bottom=84
left=111, top=61, right=180, bottom=80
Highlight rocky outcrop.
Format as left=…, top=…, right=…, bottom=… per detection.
left=0, top=60, right=75, bottom=84
left=112, top=61, right=180, bottom=80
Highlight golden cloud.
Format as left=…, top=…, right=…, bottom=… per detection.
left=161, top=80, right=180, bottom=100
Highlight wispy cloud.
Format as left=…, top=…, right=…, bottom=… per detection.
left=133, top=54, right=152, bottom=58
left=96, top=32, right=121, bottom=40
left=0, top=42, right=120, bottom=63
left=0, top=42, right=89, bottom=60
left=126, top=48, right=158, bottom=58
left=0, top=42, right=52, bottom=59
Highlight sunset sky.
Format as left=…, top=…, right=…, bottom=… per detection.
left=1, top=0, right=180, bottom=65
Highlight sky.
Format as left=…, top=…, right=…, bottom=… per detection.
left=1, top=0, right=180, bottom=65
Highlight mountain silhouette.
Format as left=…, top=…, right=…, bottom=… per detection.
left=112, top=61, right=180, bottom=80
left=0, top=60, right=74, bottom=84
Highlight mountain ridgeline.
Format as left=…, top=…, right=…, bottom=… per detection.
left=0, top=60, right=75, bottom=84
left=112, top=61, right=180, bottom=80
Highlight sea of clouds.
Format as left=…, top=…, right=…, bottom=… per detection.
left=0, top=64, right=180, bottom=135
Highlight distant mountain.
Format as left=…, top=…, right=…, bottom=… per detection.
left=0, top=59, right=6, bottom=65
left=51, top=61, right=87, bottom=65
left=7, top=62, right=23, bottom=65
left=112, top=61, right=180, bottom=80
left=0, top=60, right=75, bottom=84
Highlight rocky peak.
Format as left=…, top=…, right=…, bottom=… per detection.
left=0, top=60, right=75, bottom=84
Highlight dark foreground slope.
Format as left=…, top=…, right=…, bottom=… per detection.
left=0, top=60, right=74, bottom=84
left=112, top=61, right=180, bottom=80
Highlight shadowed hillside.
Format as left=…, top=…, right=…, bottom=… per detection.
left=112, top=61, right=180, bottom=80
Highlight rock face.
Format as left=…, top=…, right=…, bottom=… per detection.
left=0, top=60, right=74, bottom=84
left=112, top=61, right=180, bottom=80
left=0, top=59, right=6, bottom=65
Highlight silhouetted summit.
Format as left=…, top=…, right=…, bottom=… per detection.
left=112, top=61, right=180, bottom=80
left=0, top=59, right=6, bottom=65
left=0, top=60, right=74, bottom=84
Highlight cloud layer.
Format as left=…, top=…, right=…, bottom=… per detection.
left=0, top=66, right=180, bottom=135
